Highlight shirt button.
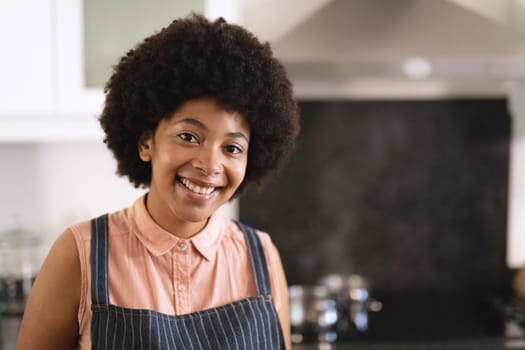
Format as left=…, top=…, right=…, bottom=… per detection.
left=179, top=242, right=188, bottom=251
left=177, top=283, right=186, bottom=291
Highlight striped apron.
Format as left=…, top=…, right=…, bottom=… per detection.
left=90, top=214, right=285, bottom=349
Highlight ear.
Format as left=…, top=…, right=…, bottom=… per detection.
left=138, top=131, right=153, bottom=162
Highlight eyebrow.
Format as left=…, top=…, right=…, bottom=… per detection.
left=176, top=118, right=249, bottom=141
left=227, top=132, right=249, bottom=142
left=176, top=118, right=208, bottom=130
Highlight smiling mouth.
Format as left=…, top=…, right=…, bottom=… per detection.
left=178, top=177, right=219, bottom=195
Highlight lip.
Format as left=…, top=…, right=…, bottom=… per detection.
left=177, top=175, right=223, bottom=189
left=176, top=176, right=223, bottom=199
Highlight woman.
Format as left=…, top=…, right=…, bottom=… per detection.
left=16, top=14, right=299, bottom=349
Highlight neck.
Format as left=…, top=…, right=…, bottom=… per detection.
left=171, top=220, right=208, bottom=239
left=143, top=195, right=209, bottom=238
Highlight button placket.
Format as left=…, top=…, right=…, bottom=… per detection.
left=173, top=240, right=191, bottom=314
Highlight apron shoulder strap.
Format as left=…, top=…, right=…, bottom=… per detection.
left=90, top=213, right=110, bottom=305
left=234, top=221, right=272, bottom=296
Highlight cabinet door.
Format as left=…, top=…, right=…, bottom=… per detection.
left=0, top=0, right=54, bottom=116
left=55, top=0, right=104, bottom=116
left=54, top=0, right=206, bottom=116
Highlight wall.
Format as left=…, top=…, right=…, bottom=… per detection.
left=506, top=82, right=525, bottom=268
left=0, top=141, right=237, bottom=264
left=240, top=98, right=512, bottom=295
left=0, top=95, right=521, bottom=280
left=1, top=142, right=144, bottom=258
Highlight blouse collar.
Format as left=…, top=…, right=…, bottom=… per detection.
left=128, top=194, right=226, bottom=261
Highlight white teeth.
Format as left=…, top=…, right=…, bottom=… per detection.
left=180, top=178, right=215, bottom=195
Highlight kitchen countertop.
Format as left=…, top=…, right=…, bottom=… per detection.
left=292, top=336, right=525, bottom=350
left=289, top=293, right=525, bottom=350
left=4, top=318, right=525, bottom=349
left=4, top=302, right=525, bottom=350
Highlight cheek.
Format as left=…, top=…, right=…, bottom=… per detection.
left=232, top=160, right=248, bottom=185
left=150, top=152, right=181, bottom=180
left=156, top=146, right=184, bottom=167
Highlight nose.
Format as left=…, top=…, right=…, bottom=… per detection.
left=191, top=146, right=223, bottom=175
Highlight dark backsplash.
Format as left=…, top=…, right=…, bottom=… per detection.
left=240, top=99, right=512, bottom=295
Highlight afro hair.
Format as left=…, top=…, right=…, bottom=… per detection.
left=99, top=13, right=300, bottom=196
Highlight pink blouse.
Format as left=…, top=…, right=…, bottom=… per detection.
left=69, top=195, right=287, bottom=349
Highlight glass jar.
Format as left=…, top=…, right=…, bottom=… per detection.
left=0, top=228, right=42, bottom=315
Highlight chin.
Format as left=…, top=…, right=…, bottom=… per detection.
left=179, top=209, right=215, bottom=223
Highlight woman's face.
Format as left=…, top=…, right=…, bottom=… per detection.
left=138, top=97, right=250, bottom=236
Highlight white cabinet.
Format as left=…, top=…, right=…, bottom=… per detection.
left=54, top=0, right=104, bottom=117
left=0, top=0, right=211, bottom=142
left=0, top=0, right=54, bottom=116
left=0, top=0, right=119, bottom=118
left=0, top=0, right=104, bottom=141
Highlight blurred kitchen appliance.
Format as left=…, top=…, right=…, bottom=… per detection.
left=288, top=285, right=338, bottom=343
left=319, top=274, right=382, bottom=334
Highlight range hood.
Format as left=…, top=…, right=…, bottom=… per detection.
left=239, top=0, right=525, bottom=87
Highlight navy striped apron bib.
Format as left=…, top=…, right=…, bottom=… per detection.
left=90, top=214, right=285, bottom=349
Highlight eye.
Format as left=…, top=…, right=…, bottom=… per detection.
left=225, top=144, right=243, bottom=154
left=178, top=132, right=198, bottom=143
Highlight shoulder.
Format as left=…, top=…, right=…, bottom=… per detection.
left=68, top=207, right=132, bottom=243
left=224, top=220, right=279, bottom=257
left=221, top=219, right=268, bottom=241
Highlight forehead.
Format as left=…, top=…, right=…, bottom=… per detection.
left=167, top=97, right=250, bottom=132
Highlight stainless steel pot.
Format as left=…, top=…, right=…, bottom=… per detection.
left=319, top=274, right=382, bottom=333
left=288, top=285, right=338, bottom=343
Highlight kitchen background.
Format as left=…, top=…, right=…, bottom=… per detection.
left=3, top=0, right=525, bottom=347
left=2, top=0, right=525, bottom=325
